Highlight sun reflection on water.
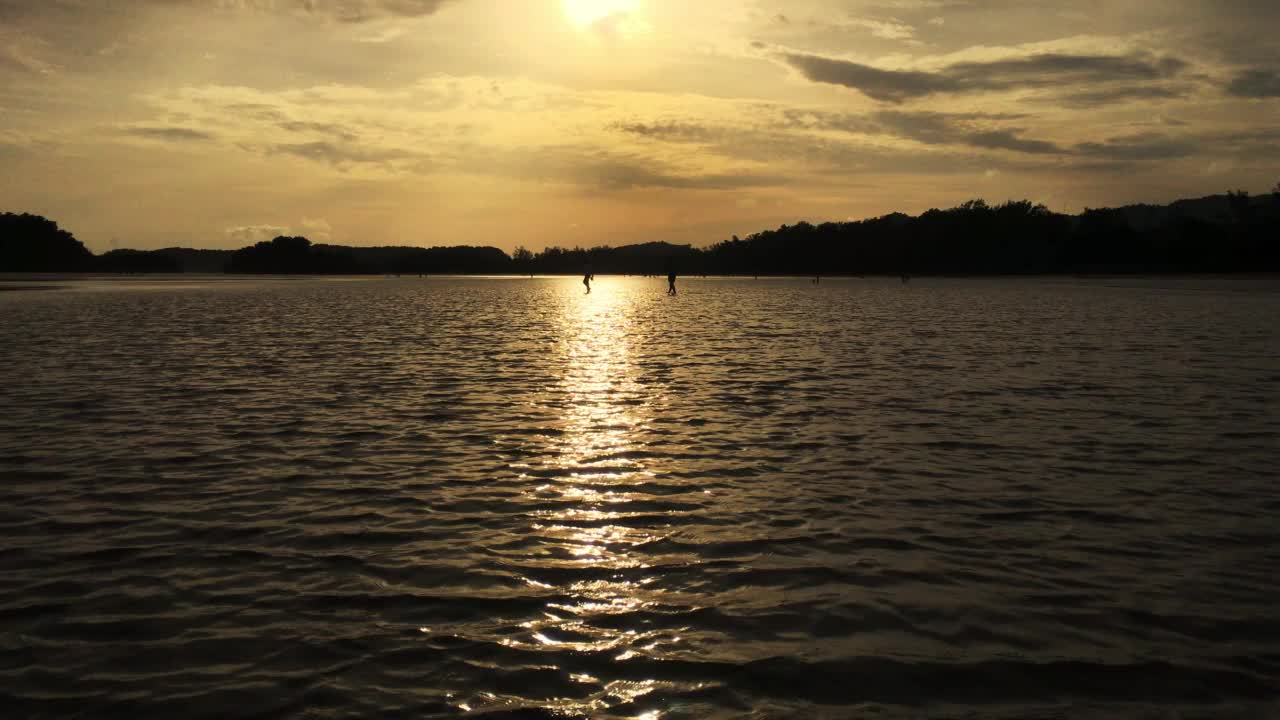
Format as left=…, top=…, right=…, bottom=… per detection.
left=506, top=279, right=680, bottom=717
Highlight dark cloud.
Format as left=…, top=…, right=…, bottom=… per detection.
left=1226, top=68, right=1280, bottom=98
left=776, top=108, right=880, bottom=134
left=278, top=120, right=359, bottom=141
left=226, top=103, right=288, bottom=121
left=123, top=126, right=217, bottom=141
left=964, top=130, right=1061, bottom=155
left=780, top=53, right=949, bottom=103
left=1213, top=127, right=1280, bottom=158
left=717, top=131, right=1045, bottom=178
left=286, top=0, right=456, bottom=23
left=609, top=110, right=1069, bottom=181
left=779, top=50, right=1188, bottom=103
left=610, top=121, right=719, bottom=143
left=616, top=109, right=1065, bottom=158
left=1052, top=85, right=1188, bottom=108
left=494, top=144, right=783, bottom=191
left=614, top=107, right=1266, bottom=173
left=1058, top=126, right=1280, bottom=171
left=581, top=160, right=782, bottom=191
left=873, top=111, right=1062, bottom=154
left=773, top=108, right=1064, bottom=155
left=871, top=110, right=962, bottom=143
left=0, top=0, right=37, bottom=20
left=1074, top=133, right=1198, bottom=160
left=1168, top=1, right=1280, bottom=67
left=267, top=141, right=418, bottom=166
left=948, top=53, right=1187, bottom=86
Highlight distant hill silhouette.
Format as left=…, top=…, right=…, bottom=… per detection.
left=97, top=249, right=182, bottom=273
left=517, top=241, right=700, bottom=276
left=320, top=245, right=514, bottom=274
left=155, top=248, right=234, bottom=274
left=3, top=188, right=1278, bottom=275
left=225, top=236, right=364, bottom=274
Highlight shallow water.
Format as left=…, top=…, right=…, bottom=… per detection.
left=1, top=275, right=1278, bottom=719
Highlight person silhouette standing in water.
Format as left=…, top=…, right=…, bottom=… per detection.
left=583, top=263, right=593, bottom=293
left=667, top=270, right=677, bottom=295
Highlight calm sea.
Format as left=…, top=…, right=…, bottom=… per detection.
left=1, top=275, right=1278, bottom=719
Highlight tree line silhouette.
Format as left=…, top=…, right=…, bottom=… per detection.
left=0, top=213, right=95, bottom=272
left=4, top=187, right=1278, bottom=275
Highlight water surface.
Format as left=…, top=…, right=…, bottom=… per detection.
left=1, top=276, right=1278, bottom=718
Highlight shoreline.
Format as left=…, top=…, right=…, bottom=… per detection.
left=4, top=271, right=1280, bottom=282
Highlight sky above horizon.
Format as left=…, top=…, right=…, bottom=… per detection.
left=1, top=0, right=1278, bottom=252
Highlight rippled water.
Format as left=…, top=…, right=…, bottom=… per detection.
left=1, top=275, right=1278, bottom=719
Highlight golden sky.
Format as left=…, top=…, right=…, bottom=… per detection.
left=1, top=0, right=1277, bottom=252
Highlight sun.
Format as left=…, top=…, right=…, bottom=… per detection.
left=562, top=0, right=640, bottom=28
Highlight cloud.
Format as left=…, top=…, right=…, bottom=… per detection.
left=613, top=108, right=1067, bottom=168
left=948, top=53, right=1188, bottom=87
left=0, top=49, right=43, bottom=75
left=225, top=224, right=290, bottom=244
left=866, top=110, right=1063, bottom=154
left=835, top=17, right=917, bottom=41
left=780, top=53, right=949, bottom=103
left=579, top=159, right=781, bottom=191
left=355, top=23, right=409, bottom=43
left=0, top=30, right=58, bottom=76
left=613, top=104, right=1280, bottom=178
left=0, top=0, right=458, bottom=32
left=610, top=121, right=719, bottom=143
left=0, top=0, right=457, bottom=23
left=1074, top=133, right=1198, bottom=161
left=609, top=109, right=1068, bottom=181
left=278, top=120, right=359, bottom=141
left=1226, top=68, right=1280, bottom=98
left=300, top=217, right=333, bottom=242
left=226, top=218, right=331, bottom=244
left=505, top=145, right=783, bottom=191
left=1209, top=127, right=1280, bottom=159
left=266, top=140, right=418, bottom=167
left=275, top=0, right=457, bottom=23
left=871, top=110, right=982, bottom=139
left=772, top=108, right=1064, bottom=155
left=859, top=18, right=916, bottom=41
left=779, top=50, right=1188, bottom=103
left=138, top=81, right=464, bottom=169
left=122, top=126, right=217, bottom=141
left=775, top=109, right=881, bottom=135
left=964, top=130, right=1061, bottom=155
left=1052, top=85, right=1188, bottom=108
